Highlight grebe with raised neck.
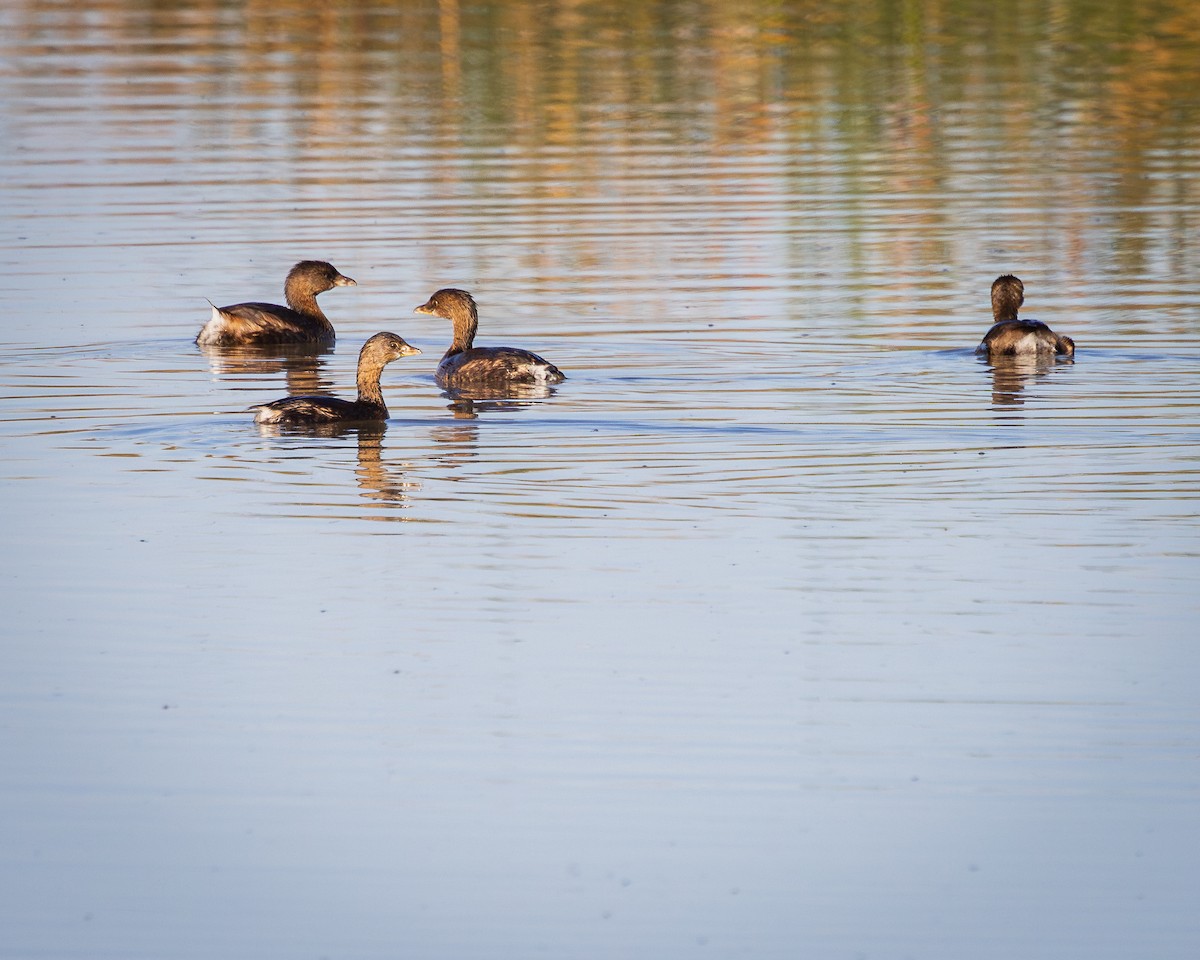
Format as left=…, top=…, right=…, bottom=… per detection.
left=252, top=332, right=420, bottom=424
left=197, top=260, right=356, bottom=346
left=414, top=288, right=565, bottom=387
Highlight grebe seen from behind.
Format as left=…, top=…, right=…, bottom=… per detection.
left=976, top=275, right=1075, bottom=358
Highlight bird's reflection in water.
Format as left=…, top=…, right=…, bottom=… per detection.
left=442, top=381, right=559, bottom=419
left=198, top=342, right=336, bottom=396
left=985, top=354, right=1074, bottom=408
left=430, top=381, right=559, bottom=469
left=350, top=425, right=420, bottom=509
left=428, top=416, right=480, bottom=471
left=255, top=420, right=419, bottom=514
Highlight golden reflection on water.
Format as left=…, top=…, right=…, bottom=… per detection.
left=5, top=0, right=1199, bottom=287
left=250, top=422, right=421, bottom=516
left=199, top=343, right=336, bottom=397
left=351, top=426, right=420, bottom=512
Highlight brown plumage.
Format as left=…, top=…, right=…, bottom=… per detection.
left=197, top=260, right=356, bottom=346
left=976, top=275, right=1075, bottom=358
left=252, top=332, right=420, bottom=424
left=414, top=288, right=566, bottom=388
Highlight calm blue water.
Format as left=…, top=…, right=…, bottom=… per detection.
left=1, top=2, right=1198, bottom=958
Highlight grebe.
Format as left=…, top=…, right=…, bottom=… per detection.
left=198, top=260, right=356, bottom=346
left=252, top=333, right=420, bottom=424
left=976, top=275, right=1075, bottom=358
left=414, top=288, right=565, bottom=387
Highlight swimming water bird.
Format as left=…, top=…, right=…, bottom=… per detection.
left=414, top=288, right=566, bottom=387
left=976, top=275, right=1075, bottom=358
left=252, top=332, right=420, bottom=424
left=197, top=260, right=356, bottom=346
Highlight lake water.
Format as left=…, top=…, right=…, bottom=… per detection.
left=2, top=1, right=1199, bottom=957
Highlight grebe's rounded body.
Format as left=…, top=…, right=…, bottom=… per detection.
left=414, top=288, right=565, bottom=387
left=198, top=261, right=356, bottom=346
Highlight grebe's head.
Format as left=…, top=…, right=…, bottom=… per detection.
left=415, top=288, right=476, bottom=319
left=990, top=274, right=1024, bottom=321
left=360, top=331, right=421, bottom=363
left=288, top=260, right=357, bottom=291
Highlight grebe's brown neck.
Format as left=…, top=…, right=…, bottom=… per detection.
left=356, top=350, right=388, bottom=407
left=282, top=261, right=355, bottom=329
left=416, top=289, right=479, bottom=357
left=284, top=273, right=331, bottom=325
left=445, top=294, right=479, bottom=355
left=285, top=288, right=327, bottom=320
left=354, top=333, right=421, bottom=408
left=991, top=275, right=1025, bottom=323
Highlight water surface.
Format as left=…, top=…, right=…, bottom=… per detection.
left=1, top=2, right=1198, bottom=958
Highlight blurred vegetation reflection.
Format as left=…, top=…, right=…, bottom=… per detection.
left=5, top=0, right=1199, bottom=301
left=9, top=0, right=1199, bottom=150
